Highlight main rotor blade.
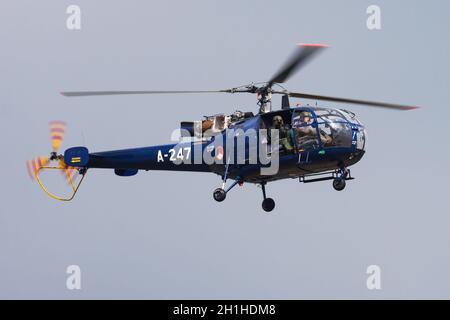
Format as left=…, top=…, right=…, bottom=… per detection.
left=285, top=91, right=419, bottom=110
left=268, top=44, right=328, bottom=86
left=60, top=90, right=233, bottom=97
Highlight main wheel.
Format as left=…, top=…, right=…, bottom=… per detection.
left=262, top=198, right=275, bottom=212
left=213, top=188, right=226, bottom=202
left=332, top=178, right=346, bottom=191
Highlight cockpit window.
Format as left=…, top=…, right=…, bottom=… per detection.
left=340, top=109, right=362, bottom=125
left=314, top=108, right=347, bottom=123
left=315, top=108, right=353, bottom=148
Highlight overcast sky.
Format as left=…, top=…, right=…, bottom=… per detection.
left=0, top=0, right=449, bottom=299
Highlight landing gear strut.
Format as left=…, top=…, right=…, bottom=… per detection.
left=213, top=156, right=237, bottom=202
left=212, top=178, right=241, bottom=202
left=212, top=158, right=242, bottom=203
left=260, top=182, right=275, bottom=212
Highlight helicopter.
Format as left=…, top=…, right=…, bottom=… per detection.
left=27, top=44, right=418, bottom=212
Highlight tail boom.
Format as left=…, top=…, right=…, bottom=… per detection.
left=64, top=144, right=211, bottom=173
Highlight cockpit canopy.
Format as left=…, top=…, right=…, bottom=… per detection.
left=261, top=106, right=366, bottom=151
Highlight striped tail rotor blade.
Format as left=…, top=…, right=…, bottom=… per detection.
left=57, top=158, right=71, bottom=182
left=61, top=166, right=79, bottom=184
left=49, top=121, right=67, bottom=152
left=26, top=159, right=35, bottom=180
left=26, top=156, right=49, bottom=180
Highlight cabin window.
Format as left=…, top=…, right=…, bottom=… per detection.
left=264, top=112, right=295, bottom=154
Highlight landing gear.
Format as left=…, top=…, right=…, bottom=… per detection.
left=212, top=172, right=241, bottom=202
left=213, top=188, right=226, bottom=202
left=332, top=178, right=346, bottom=191
left=262, top=198, right=275, bottom=212
left=213, top=156, right=237, bottom=202
left=260, top=182, right=275, bottom=212
left=332, top=167, right=349, bottom=191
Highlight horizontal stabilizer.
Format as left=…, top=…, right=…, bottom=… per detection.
left=115, top=168, right=138, bottom=177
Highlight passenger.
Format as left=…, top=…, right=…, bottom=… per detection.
left=271, top=115, right=293, bottom=152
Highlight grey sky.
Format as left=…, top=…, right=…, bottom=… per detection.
left=0, top=0, right=449, bottom=299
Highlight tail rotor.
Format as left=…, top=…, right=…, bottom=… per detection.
left=26, top=121, right=87, bottom=201
left=26, top=120, right=67, bottom=180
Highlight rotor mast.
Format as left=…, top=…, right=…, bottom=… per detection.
left=257, top=87, right=272, bottom=114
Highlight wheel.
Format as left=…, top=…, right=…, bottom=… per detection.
left=213, top=188, right=226, bottom=202
left=332, top=178, right=346, bottom=191
left=262, top=198, right=275, bottom=212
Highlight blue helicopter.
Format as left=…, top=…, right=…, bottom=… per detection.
left=27, top=44, right=417, bottom=211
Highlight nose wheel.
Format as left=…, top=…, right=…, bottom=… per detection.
left=332, top=167, right=350, bottom=191
left=332, top=178, right=346, bottom=191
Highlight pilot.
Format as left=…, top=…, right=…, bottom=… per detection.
left=296, top=112, right=332, bottom=146
left=271, top=115, right=293, bottom=152
left=319, top=126, right=333, bottom=146
left=295, top=112, right=316, bottom=141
